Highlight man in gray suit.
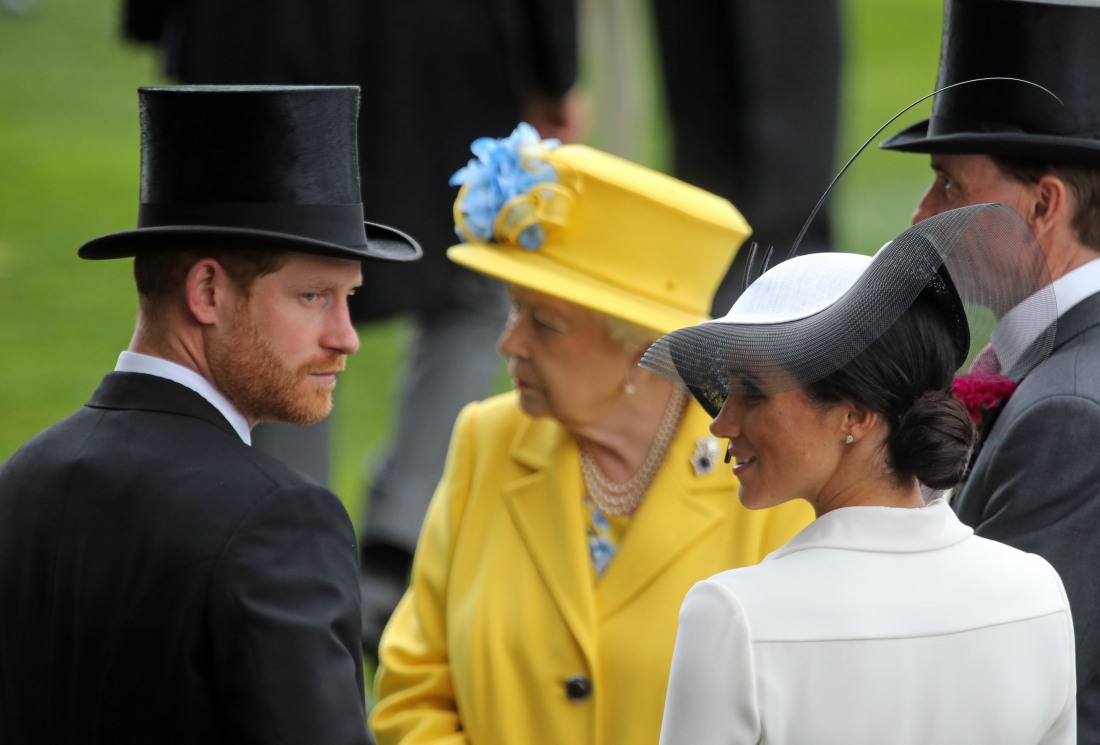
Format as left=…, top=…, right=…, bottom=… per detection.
left=0, top=86, right=419, bottom=743
left=881, top=0, right=1100, bottom=738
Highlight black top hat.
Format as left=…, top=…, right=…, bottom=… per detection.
left=79, top=86, right=421, bottom=262
left=880, top=0, right=1100, bottom=166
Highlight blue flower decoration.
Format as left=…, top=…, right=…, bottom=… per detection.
left=450, top=123, right=563, bottom=250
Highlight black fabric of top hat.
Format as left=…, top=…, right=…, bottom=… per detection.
left=880, top=0, right=1100, bottom=166
left=79, top=85, right=422, bottom=262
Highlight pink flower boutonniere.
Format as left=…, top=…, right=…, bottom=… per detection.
left=952, top=372, right=1018, bottom=426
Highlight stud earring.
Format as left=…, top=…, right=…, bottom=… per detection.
left=845, top=434, right=854, bottom=444
left=624, top=382, right=637, bottom=396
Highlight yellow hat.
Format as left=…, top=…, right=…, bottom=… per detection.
left=447, top=135, right=751, bottom=334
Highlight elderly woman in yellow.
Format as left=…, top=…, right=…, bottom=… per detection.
left=369, top=125, right=814, bottom=745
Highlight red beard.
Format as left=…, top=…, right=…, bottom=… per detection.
left=207, top=304, right=344, bottom=426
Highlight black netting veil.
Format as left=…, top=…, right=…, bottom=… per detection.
left=641, top=203, right=1056, bottom=417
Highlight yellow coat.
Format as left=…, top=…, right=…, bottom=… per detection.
left=371, top=392, right=813, bottom=745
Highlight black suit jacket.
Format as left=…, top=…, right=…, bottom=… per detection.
left=0, top=373, right=368, bottom=744
left=954, top=290, right=1100, bottom=741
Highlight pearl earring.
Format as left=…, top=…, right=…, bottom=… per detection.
left=624, top=382, right=637, bottom=396
left=845, top=434, right=854, bottom=444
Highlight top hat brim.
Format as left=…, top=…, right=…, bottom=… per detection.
left=880, top=118, right=1100, bottom=166
left=78, top=221, right=422, bottom=262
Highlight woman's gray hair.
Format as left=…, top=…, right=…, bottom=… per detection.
left=599, top=312, right=660, bottom=354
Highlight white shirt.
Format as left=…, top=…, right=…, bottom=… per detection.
left=115, top=351, right=252, bottom=444
left=994, top=256, right=1100, bottom=374
left=659, top=500, right=1076, bottom=745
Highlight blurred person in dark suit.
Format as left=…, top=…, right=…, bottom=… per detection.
left=345, top=2, right=580, bottom=664
left=120, top=0, right=581, bottom=662
left=652, top=0, right=842, bottom=313
left=0, top=85, right=419, bottom=744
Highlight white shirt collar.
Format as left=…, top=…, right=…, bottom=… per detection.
left=993, top=256, right=1100, bottom=373
left=115, top=351, right=252, bottom=444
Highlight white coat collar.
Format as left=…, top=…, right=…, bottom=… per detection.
left=767, top=499, right=971, bottom=560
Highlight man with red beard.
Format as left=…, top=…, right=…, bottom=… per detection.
left=0, top=86, right=419, bottom=743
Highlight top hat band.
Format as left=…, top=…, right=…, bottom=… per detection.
left=138, top=202, right=369, bottom=247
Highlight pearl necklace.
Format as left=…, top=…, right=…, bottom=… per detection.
left=580, top=392, right=687, bottom=516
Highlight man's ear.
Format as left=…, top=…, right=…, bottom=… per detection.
left=1029, top=174, right=1071, bottom=242
left=185, top=258, right=229, bottom=325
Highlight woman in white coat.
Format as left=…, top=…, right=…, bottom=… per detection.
left=643, top=203, right=1077, bottom=744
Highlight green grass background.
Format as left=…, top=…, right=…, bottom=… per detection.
left=0, top=0, right=943, bottom=527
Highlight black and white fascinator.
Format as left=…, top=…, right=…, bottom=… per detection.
left=640, top=204, right=1056, bottom=416
left=641, top=80, right=1061, bottom=418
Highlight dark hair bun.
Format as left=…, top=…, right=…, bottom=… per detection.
left=890, top=391, right=975, bottom=489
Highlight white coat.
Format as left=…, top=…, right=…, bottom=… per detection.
left=659, top=500, right=1076, bottom=744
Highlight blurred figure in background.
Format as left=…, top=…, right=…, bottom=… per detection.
left=347, top=2, right=580, bottom=664
left=0, top=0, right=35, bottom=17
left=120, top=0, right=581, bottom=662
left=652, top=0, right=842, bottom=313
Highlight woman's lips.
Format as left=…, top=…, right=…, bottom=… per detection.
left=732, top=455, right=757, bottom=475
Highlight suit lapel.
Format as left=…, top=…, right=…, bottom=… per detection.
left=504, top=416, right=599, bottom=661
left=596, top=405, right=725, bottom=619
left=959, top=396, right=1010, bottom=486
left=955, top=290, right=1100, bottom=518
left=1052, top=291, right=1100, bottom=348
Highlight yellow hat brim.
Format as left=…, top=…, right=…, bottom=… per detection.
left=447, top=145, right=751, bottom=333
left=448, top=241, right=710, bottom=335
